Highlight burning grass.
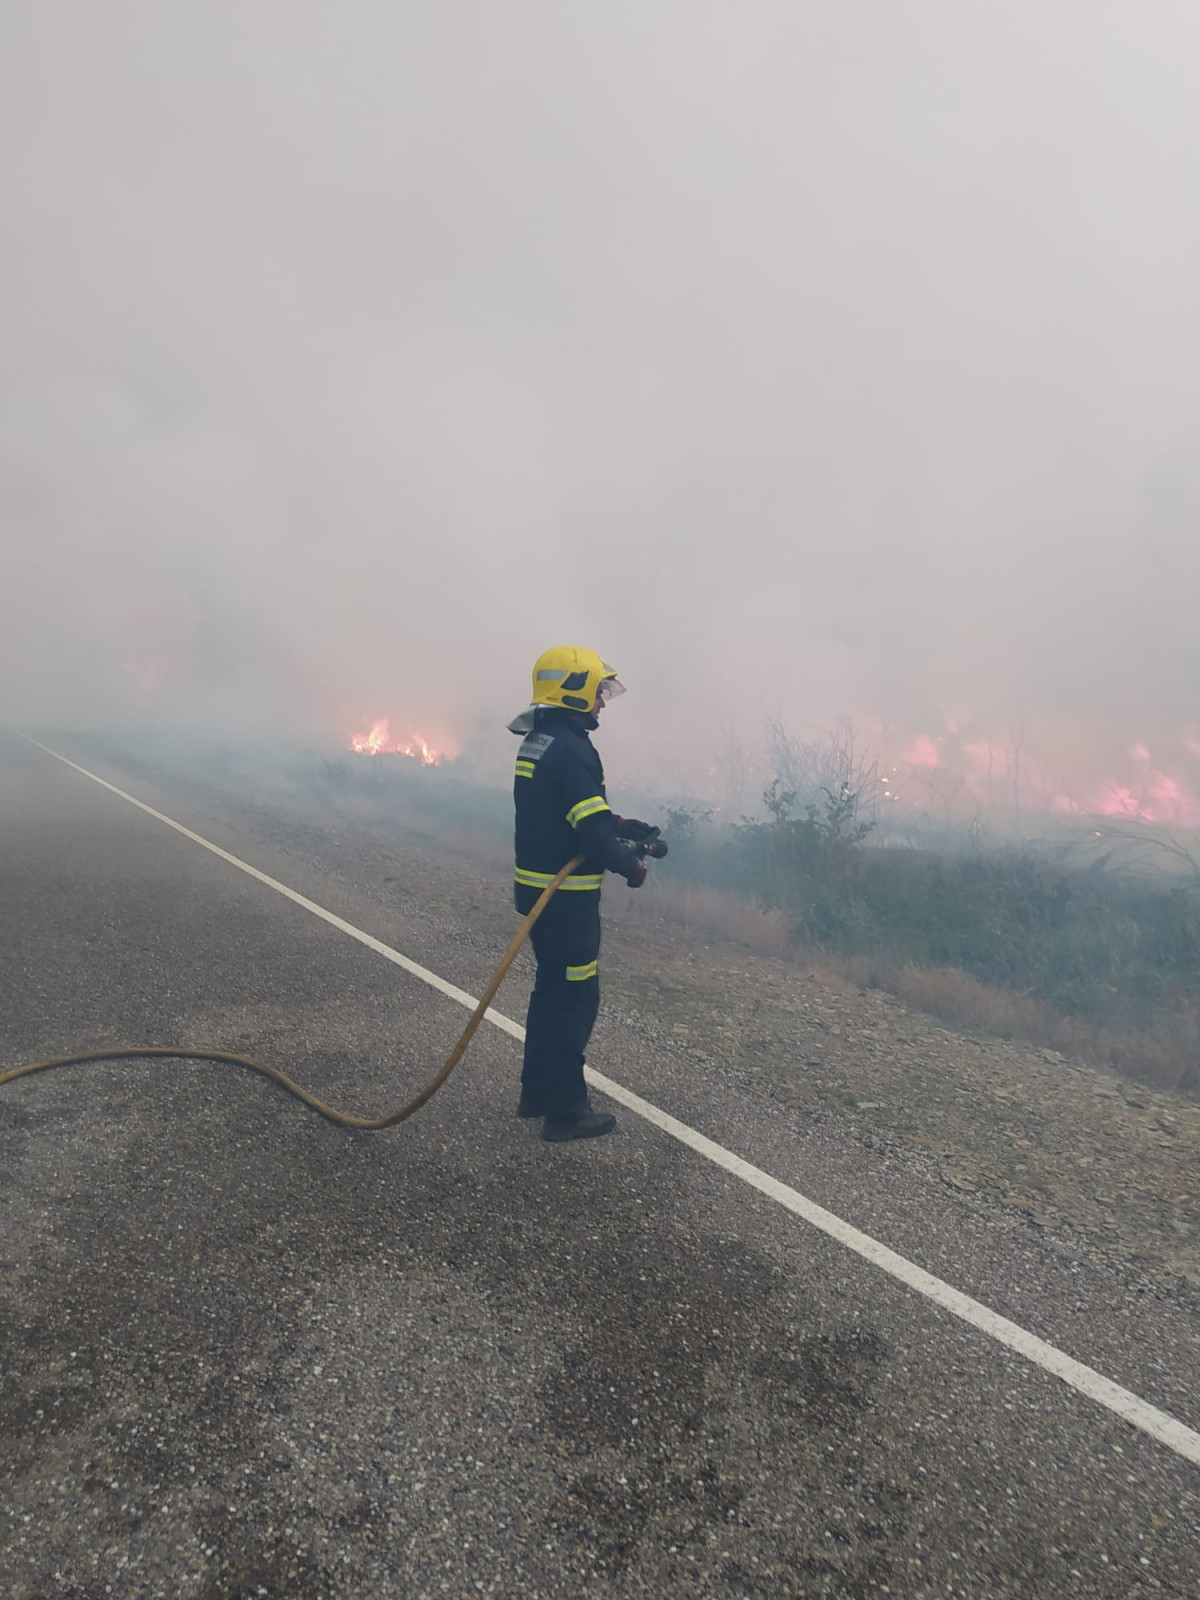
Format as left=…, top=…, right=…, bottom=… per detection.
left=348, top=719, right=444, bottom=763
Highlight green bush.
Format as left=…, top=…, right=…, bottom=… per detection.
left=731, top=784, right=1200, bottom=1030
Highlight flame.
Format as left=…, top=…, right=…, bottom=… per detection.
left=870, top=716, right=1200, bottom=830
left=349, top=718, right=442, bottom=764
left=901, top=734, right=941, bottom=769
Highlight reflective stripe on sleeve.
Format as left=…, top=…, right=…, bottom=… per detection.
left=566, top=959, right=599, bottom=982
left=565, top=795, right=610, bottom=828
left=514, top=760, right=536, bottom=779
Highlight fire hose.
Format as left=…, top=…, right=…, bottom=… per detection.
left=0, top=838, right=667, bottom=1131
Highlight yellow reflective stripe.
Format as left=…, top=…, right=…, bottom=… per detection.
left=566, top=795, right=610, bottom=828
left=566, top=960, right=599, bottom=982
left=514, top=760, right=536, bottom=778
left=514, top=868, right=603, bottom=891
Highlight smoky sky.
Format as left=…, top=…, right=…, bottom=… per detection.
left=3, top=2, right=1199, bottom=804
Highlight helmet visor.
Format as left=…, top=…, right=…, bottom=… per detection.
left=597, top=670, right=626, bottom=707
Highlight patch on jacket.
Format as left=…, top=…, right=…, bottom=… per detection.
left=518, top=732, right=555, bottom=763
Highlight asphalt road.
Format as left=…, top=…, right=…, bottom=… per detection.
left=2, top=728, right=1198, bottom=1599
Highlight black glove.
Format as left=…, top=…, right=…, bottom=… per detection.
left=617, top=844, right=647, bottom=888
left=616, top=817, right=658, bottom=843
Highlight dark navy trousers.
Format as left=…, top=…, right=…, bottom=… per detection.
left=521, top=895, right=602, bottom=1116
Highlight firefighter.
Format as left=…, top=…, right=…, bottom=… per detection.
left=508, top=646, right=659, bottom=1141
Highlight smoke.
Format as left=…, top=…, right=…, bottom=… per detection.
left=3, top=2, right=1199, bottom=813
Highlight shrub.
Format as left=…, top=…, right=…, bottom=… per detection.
left=731, top=783, right=1200, bottom=1042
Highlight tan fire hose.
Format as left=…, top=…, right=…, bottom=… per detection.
left=0, top=856, right=588, bottom=1131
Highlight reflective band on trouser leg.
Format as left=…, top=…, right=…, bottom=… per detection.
left=515, top=868, right=603, bottom=892
left=566, top=959, right=599, bottom=982
left=565, top=795, right=610, bottom=828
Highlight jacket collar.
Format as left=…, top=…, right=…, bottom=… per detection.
left=507, top=705, right=596, bottom=737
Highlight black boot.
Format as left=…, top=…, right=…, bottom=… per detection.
left=542, top=1107, right=617, bottom=1143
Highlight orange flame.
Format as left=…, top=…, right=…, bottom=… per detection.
left=349, top=718, right=441, bottom=765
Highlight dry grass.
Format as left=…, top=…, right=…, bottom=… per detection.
left=343, top=797, right=1199, bottom=1096
left=791, top=954, right=1198, bottom=1094
left=626, top=878, right=1200, bottom=1095
left=606, top=877, right=791, bottom=960
left=335, top=793, right=511, bottom=874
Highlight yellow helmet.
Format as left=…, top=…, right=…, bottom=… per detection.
left=530, top=646, right=624, bottom=714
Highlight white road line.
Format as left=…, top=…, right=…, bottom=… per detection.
left=18, top=734, right=1200, bottom=1470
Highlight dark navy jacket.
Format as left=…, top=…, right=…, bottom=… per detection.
left=512, top=708, right=632, bottom=912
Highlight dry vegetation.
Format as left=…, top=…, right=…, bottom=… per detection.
left=607, top=870, right=1200, bottom=1093
left=314, top=746, right=1200, bottom=1095
left=73, top=735, right=1200, bottom=1098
